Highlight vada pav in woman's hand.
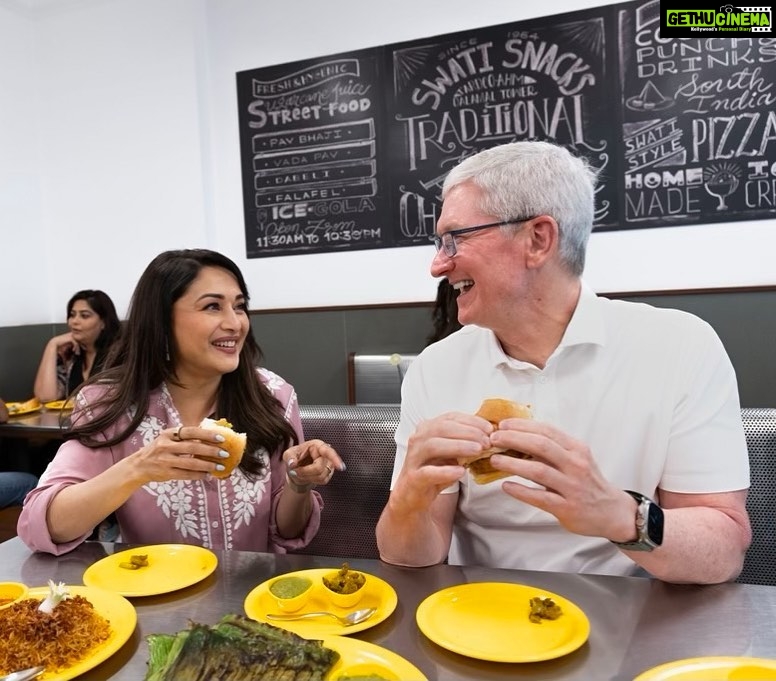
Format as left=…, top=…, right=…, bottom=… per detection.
left=18, top=249, right=342, bottom=556
left=197, top=418, right=247, bottom=479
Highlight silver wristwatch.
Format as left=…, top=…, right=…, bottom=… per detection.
left=611, top=490, right=664, bottom=552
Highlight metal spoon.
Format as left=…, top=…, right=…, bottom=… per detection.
left=0, top=667, right=46, bottom=681
left=266, top=606, right=376, bottom=626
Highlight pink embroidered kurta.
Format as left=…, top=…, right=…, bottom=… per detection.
left=18, top=368, right=322, bottom=555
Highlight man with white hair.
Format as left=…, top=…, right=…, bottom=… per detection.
left=376, top=140, right=751, bottom=584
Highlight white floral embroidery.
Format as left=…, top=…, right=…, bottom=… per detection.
left=138, top=415, right=166, bottom=445
left=258, top=368, right=285, bottom=394
left=159, top=383, right=182, bottom=423
left=284, top=389, right=298, bottom=421
left=146, top=480, right=202, bottom=540
left=137, top=413, right=204, bottom=540
left=128, top=385, right=277, bottom=549
left=229, top=448, right=270, bottom=531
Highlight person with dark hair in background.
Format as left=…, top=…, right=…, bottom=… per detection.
left=377, top=140, right=750, bottom=584
left=19, top=249, right=344, bottom=555
left=426, top=278, right=463, bottom=346
left=34, top=289, right=121, bottom=403
left=0, top=399, right=38, bottom=508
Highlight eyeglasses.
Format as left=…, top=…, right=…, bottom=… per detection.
left=430, top=217, right=536, bottom=258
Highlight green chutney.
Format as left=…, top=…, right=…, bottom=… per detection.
left=270, top=576, right=312, bottom=599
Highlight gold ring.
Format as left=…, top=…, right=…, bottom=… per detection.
left=324, top=463, right=333, bottom=477
left=173, top=425, right=184, bottom=442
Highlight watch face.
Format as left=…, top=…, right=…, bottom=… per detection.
left=646, top=501, right=664, bottom=546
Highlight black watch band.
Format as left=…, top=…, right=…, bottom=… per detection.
left=611, top=490, right=664, bottom=552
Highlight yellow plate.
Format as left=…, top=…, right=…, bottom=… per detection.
left=82, top=544, right=218, bottom=597
left=44, top=400, right=74, bottom=411
left=244, top=568, right=397, bottom=636
left=321, top=635, right=427, bottom=681
left=0, top=581, right=29, bottom=609
left=416, top=582, right=589, bottom=662
left=5, top=401, right=42, bottom=416
left=634, top=657, right=776, bottom=680
left=23, top=585, right=136, bottom=680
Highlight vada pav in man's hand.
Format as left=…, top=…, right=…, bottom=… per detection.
left=460, top=398, right=533, bottom=484
left=18, top=249, right=344, bottom=556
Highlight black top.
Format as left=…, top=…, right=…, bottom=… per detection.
left=58, top=348, right=107, bottom=397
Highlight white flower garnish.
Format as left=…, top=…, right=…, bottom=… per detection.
left=38, top=579, right=71, bottom=614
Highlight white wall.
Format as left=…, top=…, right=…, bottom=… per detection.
left=0, top=4, right=47, bottom=323
left=1, top=0, right=774, bottom=326
left=1, top=0, right=210, bottom=325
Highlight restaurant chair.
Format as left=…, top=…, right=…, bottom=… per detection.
left=737, top=407, right=776, bottom=586
left=293, top=404, right=400, bottom=559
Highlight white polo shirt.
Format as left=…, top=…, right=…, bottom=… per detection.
left=393, top=283, right=749, bottom=576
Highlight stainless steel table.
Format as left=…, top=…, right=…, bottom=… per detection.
left=0, top=411, right=68, bottom=477
left=0, top=410, right=70, bottom=440
left=0, top=536, right=773, bottom=680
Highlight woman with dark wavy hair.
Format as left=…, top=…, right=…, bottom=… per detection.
left=20, top=249, right=343, bottom=555
left=33, top=289, right=121, bottom=403
left=426, top=278, right=463, bottom=346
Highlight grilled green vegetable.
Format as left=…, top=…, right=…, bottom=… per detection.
left=145, top=614, right=339, bottom=680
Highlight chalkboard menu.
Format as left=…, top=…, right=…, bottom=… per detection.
left=236, top=0, right=776, bottom=258
left=386, top=7, right=620, bottom=243
left=617, top=0, right=776, bottom=228
left=236, top=48, right=388, bottom=258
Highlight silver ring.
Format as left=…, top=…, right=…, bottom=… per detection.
left=172, top=425, right=184, bottom=442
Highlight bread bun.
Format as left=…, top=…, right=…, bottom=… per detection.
left=476, top=398, right=533, bottom=424
left=461, top=398, right=533, bottom=484
left=199, top=417, right=247, bottom=479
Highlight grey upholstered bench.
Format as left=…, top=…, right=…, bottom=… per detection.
left=293, top=404, right=400, bottom=560
left=738, top=408, right=776, bottom=586
left=293, top=405, right=776, bottom=586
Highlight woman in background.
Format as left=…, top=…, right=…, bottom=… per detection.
left=426, top=278, right=462, bottom=346
left=19, top=249, right=343, bottom=555
left=33, top=289, right=121, bottom=403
